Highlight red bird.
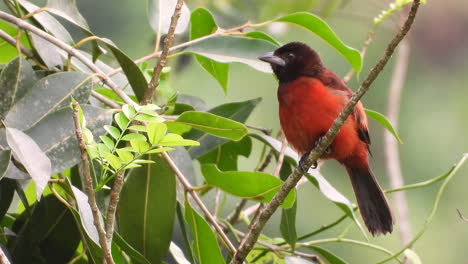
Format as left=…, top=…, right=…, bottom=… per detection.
left=259, top=42, right=393, bottom=235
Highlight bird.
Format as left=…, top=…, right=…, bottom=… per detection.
left=258, top=42, right=394, bottom=235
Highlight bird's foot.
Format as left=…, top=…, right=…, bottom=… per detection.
left=299, top=151, right=317, bottom=173
left=315, top=136, right=332, bottom=154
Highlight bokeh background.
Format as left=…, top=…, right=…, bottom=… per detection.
left=74, top=0, right=468, bottom=263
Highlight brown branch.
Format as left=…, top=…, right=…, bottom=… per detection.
left=230, top=1, right=421, bottom=263
left=384, top=23, right=413, bottom=256
left=104, top=170, right=125, bottom=250
left=91, top=91, right=121, bottom=109
left=0, top=11, right=136, bottom=107
left=160, top=152, right=236, bottom=253
left=142, top=0, right=185, bottom=104
left=71, top=102, right=114, bottom=264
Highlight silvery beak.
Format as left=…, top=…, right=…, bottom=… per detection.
left=258, top=52, right=286, bottom=67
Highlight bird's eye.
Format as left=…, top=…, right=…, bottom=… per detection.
left=287, top=53, right=295, bottom=59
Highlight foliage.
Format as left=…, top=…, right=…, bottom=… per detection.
left=0, top=0, right=460, bottom=264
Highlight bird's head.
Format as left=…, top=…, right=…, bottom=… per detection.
left=259, top=42, right=324, bottom=83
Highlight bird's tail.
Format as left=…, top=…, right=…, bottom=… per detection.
left=344, top=163, right=394, bottom=236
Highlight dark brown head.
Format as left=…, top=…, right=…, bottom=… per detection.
left=258, top=42, right=324, bottom=83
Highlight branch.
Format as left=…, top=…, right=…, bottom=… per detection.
left=105, top=170, right=125, bottom=250
left=160, top=152, right=237, bottom=253
left=0, top=11, right=136, bottom=107
left=230, top=1, right=421, bottom=263
left=71, top=102, right=114, bottom=264
left=142, top=0, right=185, bottom=104
left=456, top=209, right=468, bottom=223
left=0, top=28, right=33, bottom=58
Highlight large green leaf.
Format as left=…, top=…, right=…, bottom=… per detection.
left=26, top=105, right=112, bottom=173
left=0, top=57, right=37, bottom=119
left=201, top=164, right=296, bottom=208
left=113, top=232, right=152, bottom=264
left=118, top=154, right=176, bottom=264
left=10, top=195, right=81, bottom=264
left=102, top=39, right=148, bottom=102
left=4, top=72, right=92, bottom=131
left=147, top=0, right=190, bottom=35
left=184, top=200, right=225, bottom=264
left=5, top=127, right=51, bottom=200
left=0, top=21, right=31, bottom=63
left=275, top=12, right=362, bottom=73
left=186, top=98, right=261, bottom=158
left=365, top=108, right=403, bottom=144
left=184, top=36, right=278, bottom=72
left=173, top=111, right=248, bottom=141
left=190, top=8, right=229, bottom=93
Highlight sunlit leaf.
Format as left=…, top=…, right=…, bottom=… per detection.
left=404, top=249, right=422, bottom=264
left=114, top=112, right=129, bottom=131
left=159, top=134, right=199, bottom=147
left=130, top=139, right=150, bottom=152
left=104, top=125, right=121, bottom=140
left=365, top=108, right=403, bottom=144
left=147, top=122, right=168, bottom=145
left=121, top=133, right=147, bottom=141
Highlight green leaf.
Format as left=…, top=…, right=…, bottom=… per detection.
left=201, top=164, right=296, bottom=208
left=159, top=134, right=200, bottom=147
left=147, top=122, right=168, bottom=145
left=0, top=21, right=31, bottom=63
left=184, top=36, right=278, bottom=72
left=121, top=133, right=147, bottom=141
left=98, top=143, right=111, bottom=155
left=275, top=12, right=362, bottom=73
left=365, top=108, right=403, bottom=144
left=6, top=127, right=51, bottom=200
left=104, top=125, right=121, bottom=140
left=307, top=246, right=348, bottom=264
left=147, top=147, right=174, bottom=154
left=281, top=201, right=297, bottom=249
left=174, top=111, right=248, bottom=141
left=123, top=104, right=137, bottom=119
left=116, top=149, right=134, bottom=163
left=245, top=31, right=281, bottom=46
left=0, top=150, right=12, bottom=180
left=118, top=154, right=176, bottom=264
left=198, top=136, right=252, bottom=171
left=130, top=139, right=150, bottom=152
left=103, top=152, right=122, bottom=170
left=25, top=105, right=112, bottom=173
left=404, top=249, right=422, bottom=264
left=100, top=135, right=115, bottom=150
left=129, top=125, right=147, bottom=132
left=0, top=57, right=37, bottom=119
left=113, top=232, right=152, bottom=264
left=184, top=200, right=225, bottom=264
left=114, top=112, right=130, bottom=131
left=190, top=8, right=229, bottom=93
left=185, top=98, right=261, bottom=158
left=147, top=0, right=190, bottom=35
left=135, top=113, right=165, bottom=123
left=4, top=72, right=92, bottom=131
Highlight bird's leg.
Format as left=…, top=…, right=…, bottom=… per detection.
left=315, top=136, right=332, bottom=154
left=299, top=151, right=317, bottom=173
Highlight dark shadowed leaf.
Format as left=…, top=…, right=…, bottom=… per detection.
left=281, top=201, right=297, bottom=249
left=5, top=127, right=51, bottom=200
left=177, top=94, right=208, bottom=111
left=147, top=0, right=190, bottom=35
left=118, top=154, right=176, bottom=264
left=0, top=178, right=15, bottom=219
left=190, top=8, right=229, bottom=93
left=198, top=136, right=252, bottom=171
left=173, top=111, right=248, bottom=141
left=184, top=36, right=278, bottom=72
left=186, top=98, right=261, bottom=158
left=0, top=57, right=37, bottom=119
left=307, top=246, right=348, bottom=264
left=201, top=164, right=296, bottom=208
left=275, top=12, right=362, bottom=73
left=102, top=39, right=148, bottom=102
left=26, top=105, right=112, bottom=173
left=0, top=150, right=11, bottom=180
left=184, top=200, right=225, bottom=264
left=365, top=108, right=403, bottom=144
left=113, top=232, right=151, bottom=264
left=4, top=72, right=92, bottom=131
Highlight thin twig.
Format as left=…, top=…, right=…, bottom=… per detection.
left=142, top=0, right=185, bottom=104
left=384, top=18, right=413, bottom=256
left=91, top=91, right=121, bottom=108
left=456, top=209, right=468, bottom=222
left=105, top=170, right=125, bottom=250
left=273, top=136, right=288, bottom=177
left=0, top=11, right=136, bottom=107
left=230, top=1, right=421, bottom=263
left=71, top=102, right=114, bottom=264
left=160, top=152, right=236, bottom=253
left=0, top=28, right=33, bottom=58
left=227, top=199, right=248, bottom=226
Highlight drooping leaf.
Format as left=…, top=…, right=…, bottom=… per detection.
left=281, top=200, right=297, bottom=250
left=173, top=111, right=248, bottom=141
left=113, top=232, right=152, bottom=264
left=275, top=12, right=362, bottom=73
left=4, top=72, right=93, bottom=131
left=118, top=154, right=176, bottom=264
left=190, top=8, right=229, bottom=93
left=30, top=33, right=63, bottom=70
left=0, top=178, right=15, bottom=219
left=184, top=200, right=225, bottom=264
left=184, top=36, right=278, bottom=72
left=185, top=98, right=261, bottom=158
left=365, top=108, right=403, bottom=144
left=0, top=150, right=12, bottom=180
left=0, top=57, right=37, bottom=119
left=307, top=246, right=348, bottom=264
left=201, top=164, right=296, bottom=208
left=69, top=185, right=101, bottom=246
left=5, top=127, right=51, bottom=200
left=26, top=105, right=112, bottom=173
left=147, top=0, right=191, bottom=35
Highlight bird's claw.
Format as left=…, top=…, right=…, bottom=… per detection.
left=299, top=152, right=317, bottom=173
left=315, top=136, right=332, bottom=154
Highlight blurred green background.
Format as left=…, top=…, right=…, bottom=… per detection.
left=77, top=0, right=468, bottom=263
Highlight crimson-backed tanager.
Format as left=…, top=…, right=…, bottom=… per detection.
left=259, top=42, right=394, bottom=235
